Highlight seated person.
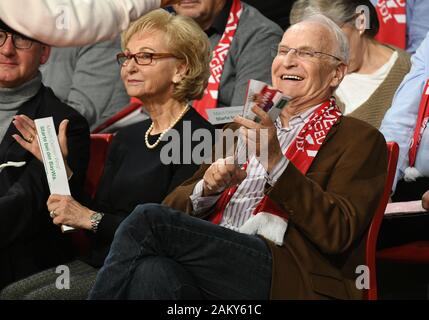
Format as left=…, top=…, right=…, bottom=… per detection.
left=88, top=15, right=388, bottom=300
left=290, top=0, right=411, bottom=129
left=375, top=33, right=429, bottom=252
left=41, top=37, right=130, bottom=130
left=380, top=32, right=429, bottom=201
left=0, top=20, right=90, bottom=289
left=172, top=0, right=283, bottom=120
left=95, top=0, right=284, bottom=133
left=0, top=10, right=214, bottom=299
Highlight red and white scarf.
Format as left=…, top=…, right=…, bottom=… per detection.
left=404, top=79, right=429, bottom=181
left=374, top=0, right=406, bottom=49
left=209, top=98, right=342, bottom=243
left=193, top=0, right=242, bottom=120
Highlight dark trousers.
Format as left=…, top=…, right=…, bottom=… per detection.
left=88, top=204, right=272, bottom=300
left=378, top=177, right=429, bottom=249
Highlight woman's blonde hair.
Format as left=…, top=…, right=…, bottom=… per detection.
left=121, top=9, right=211, bottom=102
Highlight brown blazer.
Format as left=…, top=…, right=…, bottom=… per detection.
left=163, top=115, right=388, bottom=300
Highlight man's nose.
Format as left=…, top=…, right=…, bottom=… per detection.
left=281, top=50, right=299, bottom=68
left=0, top=37, right=16, bottom=56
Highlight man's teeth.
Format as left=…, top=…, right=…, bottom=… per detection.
left=281, top=75, right=303, bottom=81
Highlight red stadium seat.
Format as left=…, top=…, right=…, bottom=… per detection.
left=364, top=141, right=399, bottom=300
left=84, top=133, right=114, bottom=198
left=71, top=133, right=114, bottom=256
left=92, top=98, right=146, bottom=134
left=377, top=241, right=429, bottom=263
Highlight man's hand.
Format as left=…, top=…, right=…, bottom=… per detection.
left=422, top=190, right=429, bottom=211
left=202, top=156, right=247, bottom=197
left=234, top=105, right=283, bottom=173
left=161, top=0, right=180, bottom=6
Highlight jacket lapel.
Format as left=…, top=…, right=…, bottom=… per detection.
left=320, top=115, right=341, bottom=146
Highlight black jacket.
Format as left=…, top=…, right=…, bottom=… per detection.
left=0, top=85, right=90, bottom=288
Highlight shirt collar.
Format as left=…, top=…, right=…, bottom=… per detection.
left=205, top=0, right=232, bottom=37
left=275, top=103, right=322, bottom=130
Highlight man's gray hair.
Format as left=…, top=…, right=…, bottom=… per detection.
left=297, top=12, right=350, bottom=64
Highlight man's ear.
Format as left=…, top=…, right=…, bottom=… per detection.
left=330, top=62, right=348, bottom=88
left=39, top=45, right=51, bottom=65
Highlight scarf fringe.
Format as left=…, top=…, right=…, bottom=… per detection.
left=239, top=212, right=288, bottom=246
left=404, top=166, right=423, bottom=182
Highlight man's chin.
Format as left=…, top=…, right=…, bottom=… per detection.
left=0, top=80, right=19, bottom=88
left=0, top=72, right=19, bottom=84
left=277, top=88, right=301, bottom=100
left=174, top=1, right=201, bottom=13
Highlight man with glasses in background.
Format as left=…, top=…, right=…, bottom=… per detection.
left=0, top=20, right=89, bottom=289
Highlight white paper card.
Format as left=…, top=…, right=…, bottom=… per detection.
left=35, top=117, right=74, bottom=232
left=384, top=200, right=427, bottom=216
left=243, top=79, right=290, bottom=122
left=207, top=106, right=243, bottom=125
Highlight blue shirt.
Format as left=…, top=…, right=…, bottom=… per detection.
left=380, top=31, right=429, bottom=189
left=370, top=0, right=429, bottom=53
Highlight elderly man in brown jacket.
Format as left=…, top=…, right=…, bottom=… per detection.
left=88, top=15, right=388, bottom=300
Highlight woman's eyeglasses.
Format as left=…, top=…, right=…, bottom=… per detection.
left=116, top=51, right=179, bottom=67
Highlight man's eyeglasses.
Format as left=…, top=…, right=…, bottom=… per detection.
left=116, top=51, right=179, bottom=67
left=275, top=46, right=342, bottom=62
left=0, top=31, right=33, bottom=49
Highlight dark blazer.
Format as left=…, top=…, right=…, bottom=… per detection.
left=0, top=85, right=90, bottom=288
left=163, top=115, right=388, bottom=299
left=84, top=107, right=216, bottom=267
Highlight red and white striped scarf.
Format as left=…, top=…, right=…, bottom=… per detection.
left=193, top=0, right=242, bottom=120
left=210, top=98, right=342, bottom=227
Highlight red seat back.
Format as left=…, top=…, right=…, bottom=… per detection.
left=84, top=133, right=114, bottom=198
left=92, top=98, right=143, bottom=134
left=377, top=241, right=429, bottom=263
left=72, top=133, right=114, bottom=256
left=365, top=141, right=399, bottom=300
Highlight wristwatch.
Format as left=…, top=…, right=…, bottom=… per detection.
left=90, top=212, right=105, bottom=233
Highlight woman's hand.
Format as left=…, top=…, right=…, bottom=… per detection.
left=47, top=195, right=95, bottom=230
left=12, top=115, right=73, bottom=178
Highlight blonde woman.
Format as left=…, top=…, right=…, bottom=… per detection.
left=1, top=9, right=214, bottom=300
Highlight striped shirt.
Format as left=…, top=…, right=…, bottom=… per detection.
left=190, top=105, right=319, bottom=231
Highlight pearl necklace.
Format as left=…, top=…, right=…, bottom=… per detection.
left=145, top=105, right=189, bottom=149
